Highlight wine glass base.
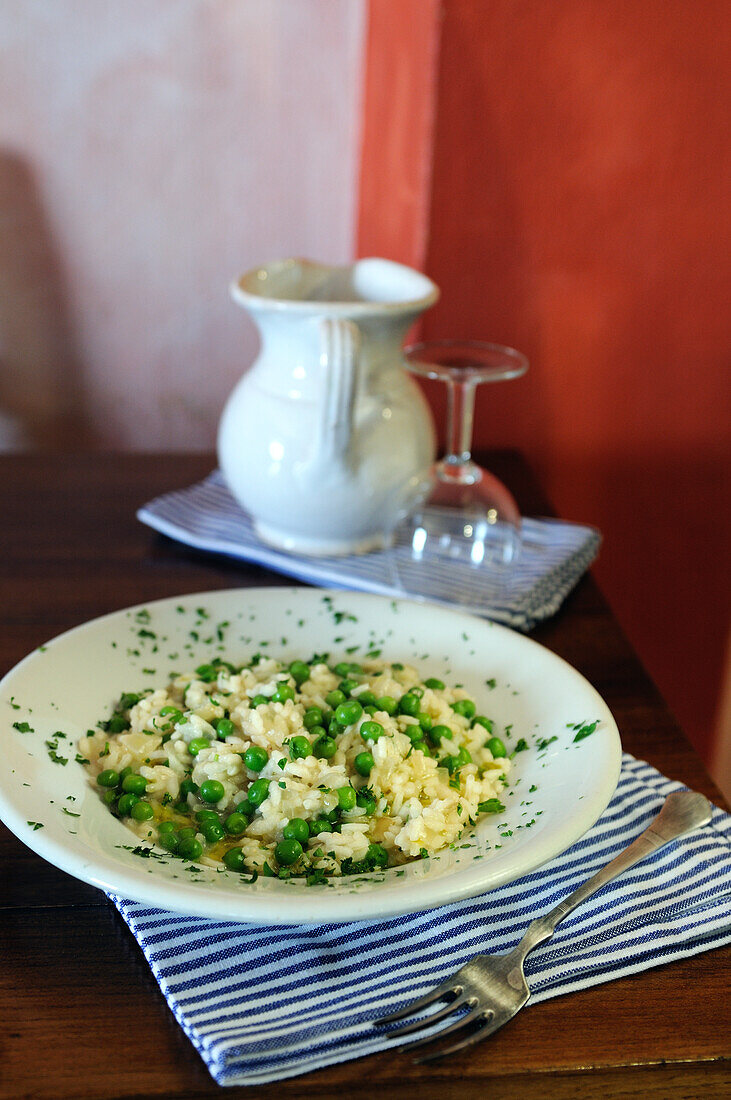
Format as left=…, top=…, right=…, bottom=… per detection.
left=403, top=504, right=521, bottom=567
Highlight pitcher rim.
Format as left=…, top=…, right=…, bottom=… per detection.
left=230, top=256, right=440, bottom=315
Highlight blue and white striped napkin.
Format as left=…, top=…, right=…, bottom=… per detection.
left=137, top=471, right=601, bottom=630
left=110, top=755, right=731, bottom=1087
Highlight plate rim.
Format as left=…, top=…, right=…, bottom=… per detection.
left=0, top=586, right=622, bottom=923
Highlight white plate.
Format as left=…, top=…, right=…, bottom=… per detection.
left=0, top=588, right=621, bottom=923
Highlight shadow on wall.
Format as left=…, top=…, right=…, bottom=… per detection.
left=0, top=151, right=94, bottom=451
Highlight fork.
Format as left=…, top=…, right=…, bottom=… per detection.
left=374, top=788, right=712, bottom=1062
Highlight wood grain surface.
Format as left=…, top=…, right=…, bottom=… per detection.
left=1, top=453, right=728, bottom=1100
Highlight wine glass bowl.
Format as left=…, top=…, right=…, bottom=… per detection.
left=389, top=339, right=528, bottom=610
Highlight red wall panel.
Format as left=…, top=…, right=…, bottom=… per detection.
left=359, top=0, right=731, bottom=763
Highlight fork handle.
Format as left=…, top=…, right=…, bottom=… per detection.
left=510, top=789, right=712, bottom=965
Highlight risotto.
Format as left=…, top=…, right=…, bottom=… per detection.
left=79, top=655, right=511, bottom=881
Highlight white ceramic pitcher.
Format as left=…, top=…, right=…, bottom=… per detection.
left=218, top=257, right=439, bottom=555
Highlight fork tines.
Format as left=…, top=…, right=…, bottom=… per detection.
left=374, top=983, right=501, bottom=1062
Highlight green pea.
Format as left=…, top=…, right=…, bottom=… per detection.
left=354, top=751, right=374, bottom=776
left=485, top=735, right=507, bottom=758
left=222, top=847, right=248, bottom=871
left=116, top=792, right=139, bottom=816
left=456, top=746, right=473, bottom=766
left=430, top=724, right=454, bottom=745
left=336, top=785, right=357, bottom=811
left=424, top=677, right=445, bottom=691
left=272, top=683, right=295, bottom=704
left=398, top=692, right=421, bottom=717
left=251, top=693, right=269, bottom=707
left=364, top=705, right=378, bottom=716
left=283, top=817, right=310, bottom=843
left=356, top=790, right=376, bottom=815
left=334, top=699, right=363, bottom=725
left=122, top=773, right=147, bottom=795
left=302, top=707, right=323, bottom=730
left=158, top=832, right=179, bottom=853
left=176, top=826, right=198, bottom=841
left=189, top=737, right=211, bottom=756
left=325, top=689, right=347, bottom=709
left=159, top=705, right=180, bottom=717
left=360, top=720, right=385, bottom=742
left=275, top=838, right=303, bottom=866
left=289, top=735, right=312, bottom=760
left=356, top=690, right=377, bottom=707
left=289, top=660, right=311, bottom=685
left=173, top=800, right=189, bottom=815
left=376, top=695, right=398, bottom=715
left=308, top=724, right=328, bottom=741
left=178, top=836, right=203, bottom=860
left=472, top=714, right=494, bottom=732
left=417, top=712, right=432, bottom=731
left=247, top=778, right=270, bottom=806
left=179, top=777, right=198, bottom=797
left=333, top=662, right=352, bottom=678
left=195, top=808, right=219, bottom=824
left=97, top=769, right=120, bottom=788
left=314, top=736, right=337, bottom=760
left=440, top=753, right=467, bottom=773
left=201, top=820, right=225, bottom=843
left=338, top=679, right=358, bottom=695
left=199, top=779, right=225, bottom=804
left=410, top=739, right=430, bottom=756
left=157, top=821, right=177, bottom=836
left=118, top=766, right=133, bottom=783
left=130, top=800, right=154, bottom=822
left=451, top=699, right=477, bottom=719
left=404, top=726, right=424, bottom=743
left=101, top=789, right=117, bottom=806
left=325, top=719, right=345, bottom=737
left=244, top=745, right=269, bottom=772
left=224, top=812, right=248, bottom=836
left=309, top=818, right=331, bottom=835
left=215, top=718, right=235, bottom=738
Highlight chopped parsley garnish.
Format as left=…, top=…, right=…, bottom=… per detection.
left=341, top=843, right=389, bottom=875
left=573, top=720, right=599, bottom=742
left=12, top=720, right=33, bottom=733
left=478, top=798, right=506, bottom=814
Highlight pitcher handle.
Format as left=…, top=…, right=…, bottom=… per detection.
left=313, top=318, right=361, bottom=470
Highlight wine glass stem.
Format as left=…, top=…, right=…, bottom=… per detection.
left=442, top=378, right=479, bottom=481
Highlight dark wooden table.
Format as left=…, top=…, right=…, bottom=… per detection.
left=1, top=453, right=729, bottom=1100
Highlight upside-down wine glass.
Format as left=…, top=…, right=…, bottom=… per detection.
left=388, top=339, right=528, bottom=613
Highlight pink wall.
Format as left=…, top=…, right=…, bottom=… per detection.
left=0, top=0, right=366, bottom=449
